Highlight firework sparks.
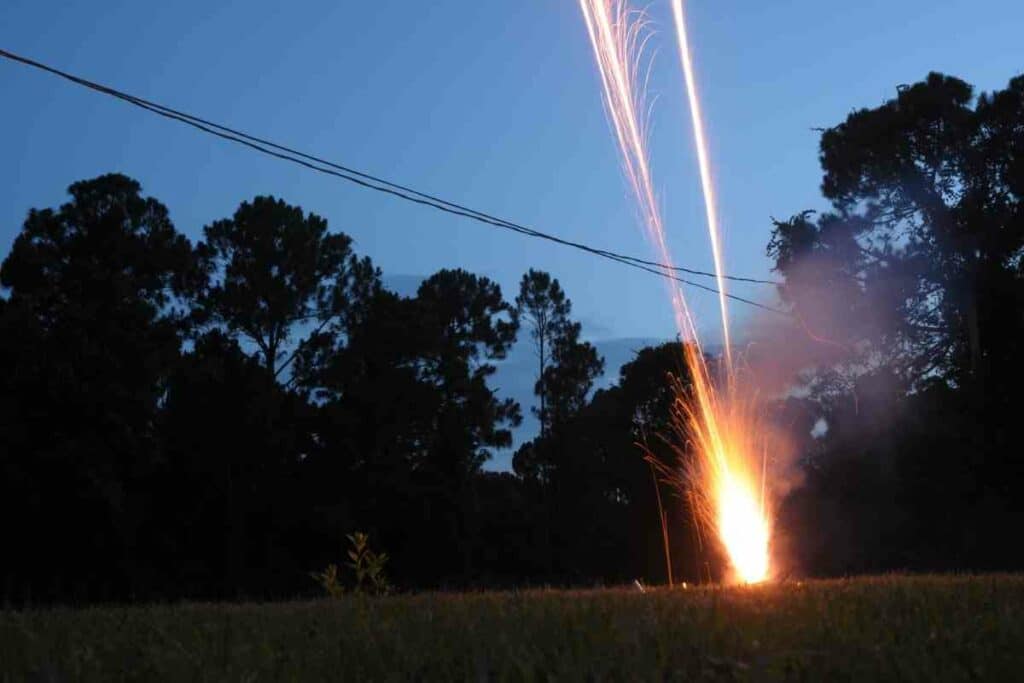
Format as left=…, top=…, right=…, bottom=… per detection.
left=671, top=0, right=732, bottom=373
left=579, top=0, right=771, bottom=584
left=578, top=0, right=701, bottom=346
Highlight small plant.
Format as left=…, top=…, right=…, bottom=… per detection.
left=347, top=532, right=390, bottom=595
left=309, top=562, right=345, bottom=599
left=311, top=531, right=390, bottom=597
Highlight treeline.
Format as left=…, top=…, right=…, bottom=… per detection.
left=0, top=175, right=701, bottom=603
left=2, top=71, right=1023, bottom=604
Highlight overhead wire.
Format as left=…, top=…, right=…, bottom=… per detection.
left=0, top=47, right=788, bottom=315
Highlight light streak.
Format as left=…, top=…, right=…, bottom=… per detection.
left=671, top=0, right=733, bottom=373
left=579, top=0, right=770, bottom=583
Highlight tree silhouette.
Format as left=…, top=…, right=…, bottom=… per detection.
left=515, top=269, right=571, bottom=437
left=521, top=341, right=710, bottom=583
left=0, top=174, right=199, bottom=601
left=413, top=269, right=520, bottom=579
left=513, top=271, right=603, bottom=483
left=196, top=196, right=378, bottom=378
left=770, top=73, right=1024, bottom=390
left=544, top=321, right=604, bottom=431
left=769, top=73, right=1024, bottom=572
left=290, top=287, right=441, bottom=585
left=149, top=330, right=312, bottom=597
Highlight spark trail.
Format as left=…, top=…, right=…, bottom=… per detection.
left=579, top=0, right=702, bottom=347
left=671, top=0, right=733, bottom=373
left=579, top=0, right=770, bottom=583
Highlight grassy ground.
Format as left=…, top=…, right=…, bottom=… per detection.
left=2, top=575, right=1023, bottom=682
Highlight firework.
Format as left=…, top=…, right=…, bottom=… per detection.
left=580, top=0, right=770, bottom=583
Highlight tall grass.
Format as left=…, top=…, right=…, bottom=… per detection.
left=2, top=575, right=1022, bottom=681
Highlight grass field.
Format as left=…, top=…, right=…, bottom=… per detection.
left=2, top=575, right=1023, bottom=681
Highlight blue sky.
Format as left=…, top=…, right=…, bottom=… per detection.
left=3, top=1, right=1022, bottom=467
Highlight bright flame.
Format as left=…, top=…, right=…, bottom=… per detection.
left=719, top=476, right=770, bottom=583
left=675, top=358, right=771, bottom=584
left=579, top=0, right=771, bottom=584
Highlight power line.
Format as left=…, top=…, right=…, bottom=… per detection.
left=0, top=47, right=787, bottom=315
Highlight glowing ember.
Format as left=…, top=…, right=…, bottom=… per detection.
left=579, top=0, right=771, bottom=584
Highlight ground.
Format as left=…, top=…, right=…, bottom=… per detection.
left=2, top=575, right=1023, bottom=681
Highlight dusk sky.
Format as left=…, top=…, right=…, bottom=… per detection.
left=3, top=0, right=1022, bottom=467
